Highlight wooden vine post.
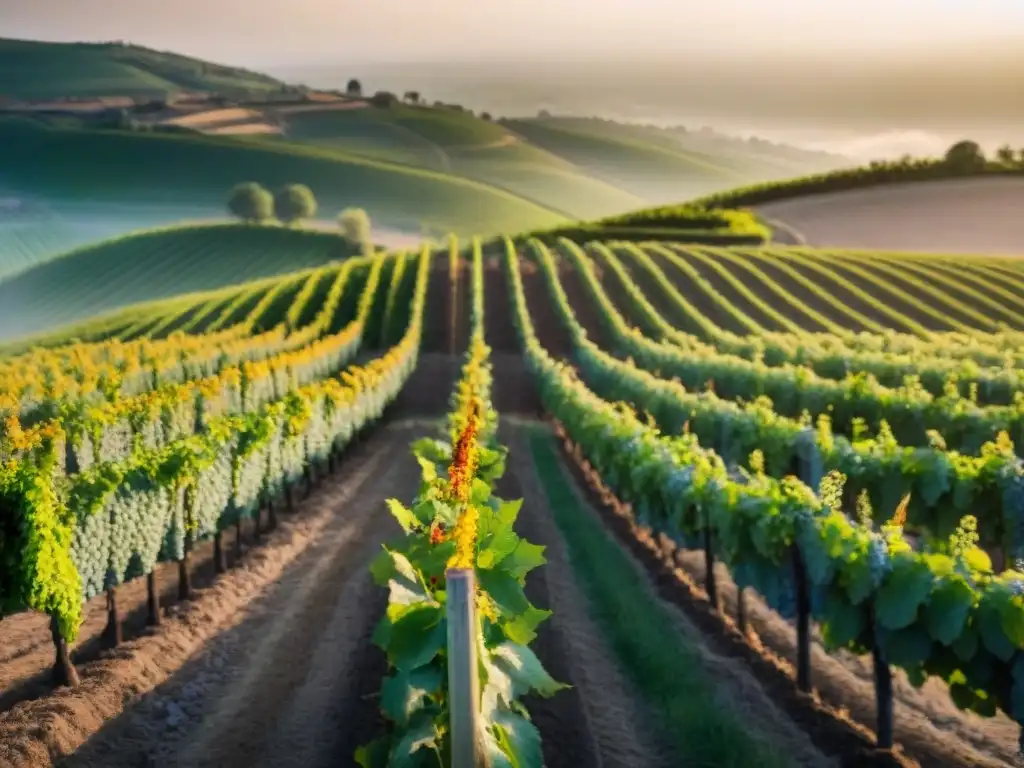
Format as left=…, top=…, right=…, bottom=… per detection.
left=103, top=586, right=123, bottom=647
left=792, top=428, right=822, bottom=694
left=178, top=489, right=194, bottom=601
left=701, top=503, right=718, bottom=610
left=446, top=568, right=483, bottom=768
left=214, top=530, right=227, bottom=574
left=147, top=570, right=161, bottom=626
left=791, top=544, right=812, bottom=693
left=871, top=606, right=894, bottom=749
left=234, top=516, right=244, bottom=559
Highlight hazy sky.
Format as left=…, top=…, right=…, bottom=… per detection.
left=6, top=0, right=1023, bottom=156
left=4, top=0, right=1023, bottom=66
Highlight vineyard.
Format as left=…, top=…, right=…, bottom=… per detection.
left=2, top=228, right=1024, bottom=768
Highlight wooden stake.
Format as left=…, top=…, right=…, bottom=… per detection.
left=213, top=531, right=226, bottom=573
left=792, top=545, right=812, bottom=693
left=103, top=586, right=122, bottom=647
left=872, top=614, right=894, bottom=749
left=178, top=545, right=192, bottom=601
left=702, top=506, right=718, bottom=610
left=147, top=570, right=161, bottom=626
left=446, top=569, right=483, bottom=768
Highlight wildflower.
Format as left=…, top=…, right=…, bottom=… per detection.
left=447, top=504, right=480, bottom=570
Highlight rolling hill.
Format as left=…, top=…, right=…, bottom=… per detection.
left=274, top=102, right=643, bottom=218
left=0, top=223, right=363, bottom=340
left=0, top=118, right=567, bottom=241
left=0, top=37, right=288, bottom=101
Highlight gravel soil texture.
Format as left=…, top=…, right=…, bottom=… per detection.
left=0, top=422, right=423, bottom=768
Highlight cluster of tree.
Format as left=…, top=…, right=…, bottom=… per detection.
left=227, top=182, right=316, bottom=225
left=226, top=184, right=374, bottom=254
left=694, top=139, right=1024, bottom=210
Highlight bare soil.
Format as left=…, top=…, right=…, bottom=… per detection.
left=551, top=420, right=1018, bottom=768
left=756, top=178, right=1024, bottom=257
left=498, top=425, right=672, bottom=768
left=0, top=422, right=422, bottom=768
left=509, top=423, right=835, bottom=768
left=518, top=262, right=572, bottom=358
left=1, top=488, right=264, bottom=714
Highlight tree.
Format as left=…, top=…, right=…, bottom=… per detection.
left=346, top=79, right=363, bottom=97
left=480, top=112, right=492, bottom=121
left=996, top=144, right=1016, bottom=166
left=403, top=90, right=421, bottom=104
left=228, top=182, right=273, bottom=223
left=338, top=207, right=373, bottom=257
left=370, top=91, right=398, bottom=108
left=944, top=140, right=986, bottom=172
left=273, top=184, right=317, bottom=225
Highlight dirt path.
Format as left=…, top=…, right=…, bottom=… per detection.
left=498, top=423, right=671, bottom=768
left=0, top=423, right=422, bottom=768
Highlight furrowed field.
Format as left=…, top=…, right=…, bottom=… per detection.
left=5, top=36, right=1024, bottom=768
left=3, top=208, right=1024, bottom=768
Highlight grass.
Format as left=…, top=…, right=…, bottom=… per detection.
left=0, top=37, right=285, bottom=100
left=0, top=119, right=567, bottom=236
left=537, top=117, right=842, bottom=179
left=526, top=428, right=794, bottom=768
left=501, top=118, right=749, bottom=202
left=278, top=105, right=643, bottom=218
left=0, top=223, right=360, bottom=341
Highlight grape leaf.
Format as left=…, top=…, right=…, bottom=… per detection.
left=388, top=604, right=446, bottom=672
left=490, top=641, right=569, bottom=700
left=874, top=555, right=934, bottom=630
left=924, top=575, right=975, bottom=645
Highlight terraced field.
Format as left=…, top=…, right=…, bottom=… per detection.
left=3, top=224, right=1024, bottom=768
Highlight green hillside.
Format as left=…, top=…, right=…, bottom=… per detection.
left=277, top=104, right=642, bottom=218
left=532, top=117, right=844, bottom=178
left=0, top=223, right=363, bottom=340
left=0, top=37, right=287, bottom=100
left=0, top=119, right=566, bottom=236
left=500, top=117, right=748, bottom=202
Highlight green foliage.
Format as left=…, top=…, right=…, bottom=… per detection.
left=227, top=182, right=274, bottom=223
left=362, top=246, right=560, bottom=766
left=273, top=184, right=318, bottom=225
left=502, top=232, right=1024, bottom=728
left=691, top=149, right=1023, bottom=209
left=945, top=140, right=986, bottom=173
left=338, top=207, right=374, bottom=257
